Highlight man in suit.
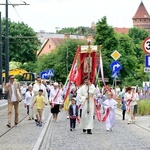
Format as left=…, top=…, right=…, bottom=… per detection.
left=5, top=75, right=22, bottom=128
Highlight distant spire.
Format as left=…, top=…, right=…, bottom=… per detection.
left=132, top=1, right=150, bottom=19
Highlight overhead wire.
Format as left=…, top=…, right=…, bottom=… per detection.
left=8, top=0, right=23, bottom=22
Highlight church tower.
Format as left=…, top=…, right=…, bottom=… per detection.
left=132, top=1, right=150, bottom=32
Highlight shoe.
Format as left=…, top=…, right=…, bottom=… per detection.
left=127, top=122, right=131, bottom=124
left=67, top=116, right=69, bottom=119
left=83, top=129, right=86, bottom=133
left=36, top=122, right=39, bottom=126
left=87, top=129, right=92, bottom=134
left=7, top=123, right=11, bottom=128
left=70, top=128, right=73, bottom=131
left=28, top=118, right=31, bottom=120
left=39, top=123, right=42, bottom=127
left=15, top=123, right=18, bottom=126
left=87, top=131, right=92, bottom=134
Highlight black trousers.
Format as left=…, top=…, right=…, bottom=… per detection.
left=70, top=118, right=76, bottom=128
left=27, top=105, right=30, bottom=115
left=122, top=110, right=126, bottom=120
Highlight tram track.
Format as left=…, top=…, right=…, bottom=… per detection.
left=0, top=114, right=28, bottom=138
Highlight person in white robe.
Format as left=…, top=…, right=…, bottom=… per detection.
left=77, top=77, right=96, bottom=134
left=49, top=82, right=62, bottom=122
left=24, top=85, right=34, bottom=120
left=103, top=92, right=118, bottom=131
left=33, top=77, right=48, bottom=121
left=124, top=87, right=139, bottom=124
left=124, top=87, right=134, bottom=124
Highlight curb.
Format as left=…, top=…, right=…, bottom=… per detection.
left=0, top=100, right=7, bottom=110
left=116, top=108, right=150, bottom=132
left=32, top=113, right=52, bottom=150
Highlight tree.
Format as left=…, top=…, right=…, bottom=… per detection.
left=128, top=27, right=150, bottom=84
left=36, top=39, right=86, bottom=83
left=116, top=33, right=138, bottom=85
left=56, top=26, right=95, bottom=36
left=94, top=16, right=118, bottom=83
left=2, top=19, right=40, bottom=64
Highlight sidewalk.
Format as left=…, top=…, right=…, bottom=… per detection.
left=116, top=108, right=150, bottom=131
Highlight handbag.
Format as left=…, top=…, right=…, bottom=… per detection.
left=17, top=88, right=22, bottom=102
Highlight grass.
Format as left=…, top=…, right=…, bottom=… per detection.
left=137, top=100, right=150, bottom=115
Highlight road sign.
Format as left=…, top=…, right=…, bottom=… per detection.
left=142, top=37, right=150, bottom=54
left=144, top=67, right=150, bottom=73
left=145, top=55, right=150, bottom=67
left=111, top=72, right=118, bottom=78
left=40, top=71, right=48, bottom=79
left=111, top=50, right=121, bottom=60
left=47, top=69, right=54, bottom=77
left=110, top=61, right=122, bottom=72
left=40, top=69, right=54, bottom=79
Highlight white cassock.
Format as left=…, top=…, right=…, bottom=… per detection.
left=103, top=98, right=118, bottom=130
left=24, top=91, right=34, bottom=118
left=124, top=92, right=139, bottom=122
left=77, top=84, right=96, bottom=130
left=33, top=83, right=48, bottom=120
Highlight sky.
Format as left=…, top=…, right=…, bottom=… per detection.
left=0, top=0, right=150, bottom=33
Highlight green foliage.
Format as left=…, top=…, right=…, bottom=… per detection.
left=56, top=26, right=95, bottom=36
left=35, top=39, right=86, bottom=83
left=128, top=27, right=150, bottom=85
left=94, top=16, right=118, bottom=82
left=2, top=19, right=40, bottom=64
left=137, top=100, right=150, bottom=115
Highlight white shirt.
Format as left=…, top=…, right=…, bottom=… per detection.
left=11, top=83, right=17, bottom=102
left=49, top=88, right=61, bottom=103
left=24, top=91, right=34, bottom=105
left=72, top=104, right=76, bottom=116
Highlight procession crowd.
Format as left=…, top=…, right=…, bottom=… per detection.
left=4, top=75, right=140, bottom=134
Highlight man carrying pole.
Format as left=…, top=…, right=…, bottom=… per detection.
left=77, top=42, right=96, bottom=134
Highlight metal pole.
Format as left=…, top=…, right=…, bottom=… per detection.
left=66, top=38, right=68, bottom=76
left=5, top=0, right=9, bottom=83
left=0, top=12, right=2, bottom=85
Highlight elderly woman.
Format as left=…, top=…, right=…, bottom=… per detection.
left=49, top=82, right=62, bottom=122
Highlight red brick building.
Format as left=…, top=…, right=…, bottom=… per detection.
left=132, top=1, right=150, bottom=32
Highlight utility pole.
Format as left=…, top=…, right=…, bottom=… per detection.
left=0, top=1, right=29, bottom=83
left=0, top=12, right=2, bottom=85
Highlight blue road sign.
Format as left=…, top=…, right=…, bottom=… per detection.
left=40, top=71, right=48, bottom=79
left=111, top=71, right=119, bottom=78
left=145, top=55, right=150, bottom=67
left=40, top=69, right=54, bottom=79
left=110, top=61, right=122, bottom=72
left=46, top=69, right=54, bottom=77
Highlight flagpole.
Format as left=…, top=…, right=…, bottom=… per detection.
left=87, top=41, right=92, bottom=114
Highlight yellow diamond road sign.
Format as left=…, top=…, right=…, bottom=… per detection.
left=111, top=50, right=121, bottom=60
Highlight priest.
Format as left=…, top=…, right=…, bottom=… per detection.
left=77, top=77, right=96, bottom=134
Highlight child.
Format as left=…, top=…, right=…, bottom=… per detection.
left=31, top=89, right=45, bottom=127
left=103, top=92, right=118, bottom=131
left=68, top=97, right=78, bottom=131
left=24, top=85, right=34, bottom=120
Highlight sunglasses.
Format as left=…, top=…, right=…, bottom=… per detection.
left=10, top=78, right=14, bottom=79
